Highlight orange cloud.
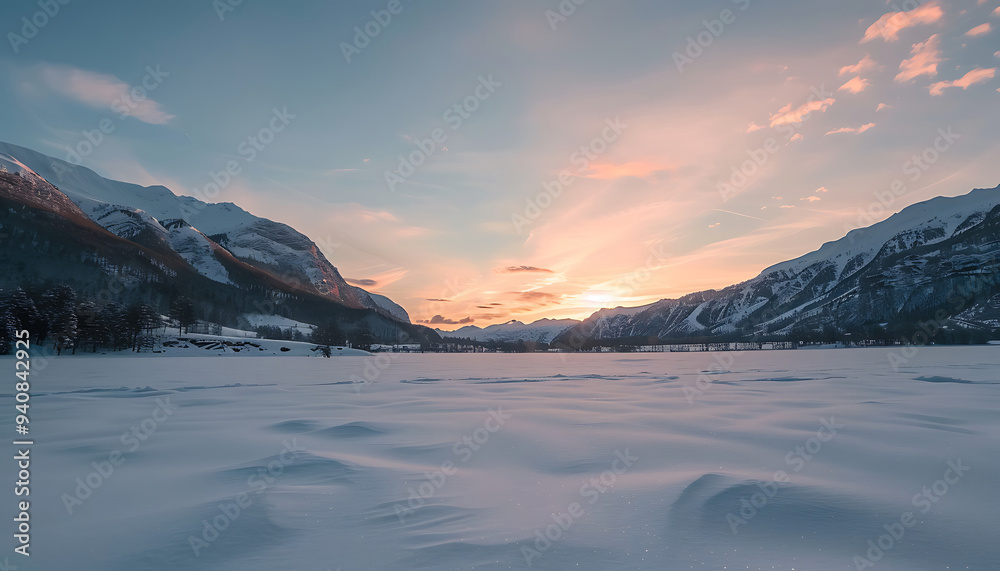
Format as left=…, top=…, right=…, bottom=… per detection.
left=825, top=123, right=876, bottom=136
left=862, top=2, right=944, bottom=42
left=876, top=103, right=892, bottom=112
left=895, top=34, right=943, bottom=82
left=769, top=98, right=836, bottom=127
left=839, top=54, right=880, bottom=76
left=496, top=266, right=554, bottom=273
left=839, top=76, right=871, bottom=94
left=965, top=23, right=992, bottom=37
left=928, top=67, right=996, bottom=95
left=582, top=161, right=671, bottom=180
left=746, top=122, right=764, bottom=133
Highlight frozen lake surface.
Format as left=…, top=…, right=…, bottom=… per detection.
left=9, top=347, right=1000, bottom=570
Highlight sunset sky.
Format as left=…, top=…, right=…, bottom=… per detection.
left=2, top=0, right=998, bottom=328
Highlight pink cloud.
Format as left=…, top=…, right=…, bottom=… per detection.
left=839, top=54, right=881, bottom=76
left=839, top=76, right=871, bottom=94
left=862, top=2, right=944, bottom=42
left=583, top=161, right=670, bottom=180
left=825, top=123, right=876, bottom=136
left=39, top=65, right=174, bottom=125
left=965, top=23, right=992, bottom=37
left=876, top=103, right=892, bottom=112
left=895, top=34, right=943, bottom=82
left=769, top=98, right=836, bottom=127
left=746, top=122, right=764, bottom=133
left=928, top=67, right=996, bottom=95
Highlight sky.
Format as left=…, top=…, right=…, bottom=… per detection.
left=1, top=0, right=998, bottom=329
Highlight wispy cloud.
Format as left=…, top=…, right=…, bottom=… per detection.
left=929, top=67, right=996, bottom=95
left=825, top=122, right=876, bottom=136
left=862, top=2, right=944, bottom=43
left=769, top=98, right=836, bottom=127
left=876, top=103, right=892, bottom=112
left=582, top=160, right=671, bottom=180
left=895, top=34, right=943, bottom=82
left=497, top=266, right=554, bottom=274
left=38, top=65, right=174, bottom=125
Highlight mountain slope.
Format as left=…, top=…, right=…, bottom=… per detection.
left=0, top=141, right=408, bottom=323
left=438, top=318, right=580, bottom=344
left=556, top=185, right=1000, bottom=346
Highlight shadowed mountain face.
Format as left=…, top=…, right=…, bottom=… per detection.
left=0, top=144, right=435, bottom=343
left=556, top=186, right=1000, bottom=346
left=0, top=142, right=411, bottom=323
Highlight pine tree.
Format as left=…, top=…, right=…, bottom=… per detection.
left=39, top=285, right=77, bottom=355
left=169, top=296, right=196, bottom=334
left=313, top=320, right=345, bottom=347
left=76, top=300, right=108, bottom=353
left=0, top=309, right=16, bottom=355
left=349, top=324, right=374, bottom=351
left=3, top=288, right=41, bottom=343
left=125, top=303, right=158, bottom=351
left=100, top=303, right=128, bottom=351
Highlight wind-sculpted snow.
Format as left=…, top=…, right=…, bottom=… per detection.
left=18, top=348, right=1000, bottom=570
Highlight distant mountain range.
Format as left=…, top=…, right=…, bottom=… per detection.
left=0, top=142, right=433, bottom=344
left=555, top=185, right=1000, bottom=347
left=2, top=141, right=997, bottom=349
left=436, top=318, right=580, bottom=344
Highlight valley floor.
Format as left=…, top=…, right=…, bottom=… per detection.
left=6, top=347, right=1000, bottom=570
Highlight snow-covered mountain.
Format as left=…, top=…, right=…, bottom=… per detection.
left=556, top=185, right=1000, bottom=345
left=0, top=141, right=409, bottom=324
left=438, top=318, right=580, bottom=344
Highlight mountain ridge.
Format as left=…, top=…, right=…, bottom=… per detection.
left=555, top=184, right=1000, bottom=347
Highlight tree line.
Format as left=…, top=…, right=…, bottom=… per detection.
left=0, top=285, right=177, bottom=355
